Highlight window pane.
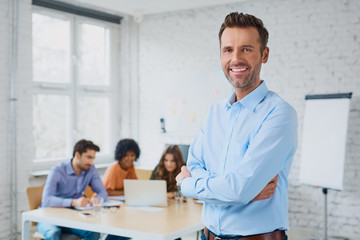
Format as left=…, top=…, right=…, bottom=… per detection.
left=33, top=95, right=69, bottom=159
left=78, top=96, right=109, bottom=153
left=78, top=23, right=109, bottom=86
left=32, top=13, right=71, bottom=83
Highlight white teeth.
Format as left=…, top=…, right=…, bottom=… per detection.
left=232, top=68, right=246, bottom=72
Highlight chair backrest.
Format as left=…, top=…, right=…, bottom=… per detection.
left=135, top=168, right=153, bottom=180
left=26, top=186, right=44, bottom=210
left=84, top=185, right=94, bottom=198
left=25, top=186, right=44, bottom=227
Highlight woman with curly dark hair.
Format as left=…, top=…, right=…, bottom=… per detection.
left=150, top=145, right=185, bottom=199
left=102, top=139, right=140, bottom=196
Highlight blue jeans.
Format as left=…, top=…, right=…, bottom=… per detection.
left=201, top=229, right=288, bottom=240
left=37, top=222, right=100, bottom=240
left=37, top=222, right=129, bottom=240
left=104, top=234, right=130, bottom=240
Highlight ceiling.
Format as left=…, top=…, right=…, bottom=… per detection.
left=75, top=0, right=247, bottom=17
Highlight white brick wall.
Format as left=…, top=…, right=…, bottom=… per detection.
left=1, top=0, right=37, bottom=238
left=1, top=0, right=13, bottom=238
left=137, top=0, right=360, bottom=238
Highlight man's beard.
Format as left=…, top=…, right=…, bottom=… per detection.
left=226, top=63, right=261, bottom=89
left=226, top=69, right=257, bottom=88
left=79, top=164, right=91, bottom=171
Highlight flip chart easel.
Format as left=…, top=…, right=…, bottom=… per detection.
left=299, top=93, right=352, bottom=240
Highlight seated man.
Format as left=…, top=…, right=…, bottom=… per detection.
left=38, top=139, right=107, bottom=240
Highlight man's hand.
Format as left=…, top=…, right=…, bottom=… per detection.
left=71, top=196, right=91, bottom=207
left=252, top=174, right=279, bottom=201
left=176, top=166, right=191, bottom=184
left=90, top=193, right=98, bottom=206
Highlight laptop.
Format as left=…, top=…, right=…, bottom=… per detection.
left=124, top=179, right=168, bottom=207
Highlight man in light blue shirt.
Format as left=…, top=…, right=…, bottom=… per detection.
left=38, top=139, right=122, bottom=240
left=176, top=12, right=297, bottom=240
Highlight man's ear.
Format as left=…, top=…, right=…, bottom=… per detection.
left=262, top=47, right=269, bottom=63
left=74, top=152, right=80, bottom=160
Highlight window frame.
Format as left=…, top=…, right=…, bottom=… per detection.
left=31, top=6, right=119, bottom=173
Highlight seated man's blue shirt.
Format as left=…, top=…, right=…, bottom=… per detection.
left=41, top=159, right=108, bottom=208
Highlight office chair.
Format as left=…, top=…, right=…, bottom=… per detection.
left=25, top=186, right=82, bottom=240
left=134, top=168, right=153, bottom=180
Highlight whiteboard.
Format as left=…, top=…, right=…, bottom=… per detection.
left=299, top=93, right=352, bottom=190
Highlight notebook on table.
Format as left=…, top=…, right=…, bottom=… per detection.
left=73, top=200, right=121, bottom=210
left=124, top=179, right=168, bottom=207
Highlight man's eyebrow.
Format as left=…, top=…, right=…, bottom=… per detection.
left=221, top=46, right=234, bottom=51
left=241, top=45, right=255, bottom=49
left=221, top=45, right=256, bottom=50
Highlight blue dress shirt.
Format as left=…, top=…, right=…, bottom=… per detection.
left=181, top=81, right=298, bottom=236
left=41, top=159, right=108, bottom=208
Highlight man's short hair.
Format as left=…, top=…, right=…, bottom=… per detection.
left=115, top=139, right=140, bottom=162
left=218, top=12, right=269, bottom=53
left=72, top=139, right=100, bottom=157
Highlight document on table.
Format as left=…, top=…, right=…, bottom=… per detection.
left=74, top=200, right=122, bottom=210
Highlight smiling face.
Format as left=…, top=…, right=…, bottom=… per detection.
left=163, top=153, right=177, bottom=173
left=220, top=27, right=269, bottom=99
left=120, top=151, right=136, bottom=170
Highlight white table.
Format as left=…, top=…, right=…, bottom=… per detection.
left=22, top=199, right=203, bottom=240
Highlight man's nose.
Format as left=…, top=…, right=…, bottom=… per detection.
left=232, top=49, right=243, bottom=61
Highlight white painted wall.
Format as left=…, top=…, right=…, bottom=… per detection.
left=0, top=0, right=359, bottom=238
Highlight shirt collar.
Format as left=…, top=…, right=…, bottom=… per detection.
left=65, top=159, right=76, bottom=175
left=225, top=93, right=237, bottom=109
left=225, top=81, right=268, bottom=112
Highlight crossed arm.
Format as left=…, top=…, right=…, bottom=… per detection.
left=175, top=104, right=297, bottom=204
left=176, top=166, right=279, bottom=201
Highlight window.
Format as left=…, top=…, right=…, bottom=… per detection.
left=32, top=8, right=117, bottom=168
